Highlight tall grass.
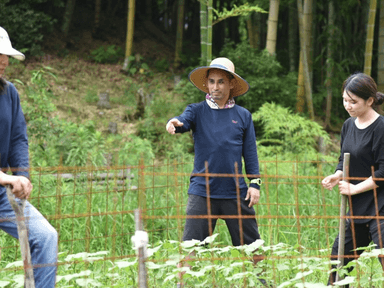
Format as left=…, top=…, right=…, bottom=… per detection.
left=1, top=157, right=383, bottom=287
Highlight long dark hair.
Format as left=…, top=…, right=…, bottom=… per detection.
left=342, top=72, right=384, bottom=110
left=0, top=78, right=6, bottom=93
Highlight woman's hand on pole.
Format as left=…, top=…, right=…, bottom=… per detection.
left=322, top=171, right=342, bottom=191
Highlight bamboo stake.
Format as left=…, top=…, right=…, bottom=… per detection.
left=135, top=209, right=148, bottom=288
left=5, top=185, right=35, bottom=288
left=336, top=153, right=350, bottom=284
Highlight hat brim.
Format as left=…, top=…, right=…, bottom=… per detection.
left=0, top=47, right=25, bottom=61
left=188, top=64, right=250, bottom=97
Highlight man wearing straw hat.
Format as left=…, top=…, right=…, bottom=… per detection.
left=166, top=57, right=262, bottom=250
left=0, top=26, right=58, bottom=287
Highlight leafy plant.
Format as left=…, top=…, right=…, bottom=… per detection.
left=125, top=55, right=152, bottom=77
left=136, top=94, right=193, bottom=157
left=0, top=0, right=57, bottom=57
left=154, top=58, right=170, bottom=72
left=2, top=240, right=384, bottom=287
left=84, top=87, right=99, bottom=103
left=90, top=45, right=124, bottom=64
left=212, top=3, right=267, bottom=25
left=117, top=134, right=155, bottom=166
left=220, top=42, right=298, bottom=114
left=252, top=102, right=332, bottom=159
left=21, top=67, right=58, bottom=139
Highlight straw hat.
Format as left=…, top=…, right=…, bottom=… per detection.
left=0, top=27, right=25, bottom=61
left=188, top=57, right=249, bottom=97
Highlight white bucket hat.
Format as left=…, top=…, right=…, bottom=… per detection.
left=188, top=57, right=250, bottom=97
left=0, top=26, right=25, bottom=61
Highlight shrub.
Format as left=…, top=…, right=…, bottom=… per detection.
left=90, top=45, right=124, bottom=64
left=123, top=55, right=152, bottom=77
left=136, top=94, right=193, bottom=158
left=154, top=57, right=170, bottom=72
left=252, top=102, right=332, bottom=160
left=0, top=1, right=56, bottom=57
left=220, top=42, right=298, bottom=113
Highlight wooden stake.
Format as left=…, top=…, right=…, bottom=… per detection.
left=6, top=185, right=35, bottom=288
left=336, top=153, right=350, bottom=284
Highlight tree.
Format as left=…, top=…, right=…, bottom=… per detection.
left=288, top=1, right=298, bottom=72
left=200, top=0, right=208, bottom=65
left=246, top=12, right=260, bottom=49
left=207, top=0, right=213, bottom=65
left=199, top=2, right=266, bottom=65
left=296, top=0, right=313, bottom=116
left=146, top=0, right=152, bottom=21
left=174, top=0, right=185, bottom=68
left=266, top=0, right=280, bottom=55
left=122, top=0, right=135, bottom=71
left=62, top=0, right=76, bottom=36
left=325, top=0, right=335, bottom=129
left=297, top=0, right=314, bottom=120
left=364, top=0, right=377, bottom=76
left=93, top=0, right=101, bottom=35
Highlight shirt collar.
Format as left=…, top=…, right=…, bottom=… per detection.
left=205, top=94, right=235, bottom=109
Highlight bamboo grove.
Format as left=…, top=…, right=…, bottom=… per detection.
left=1, top=0, right=384, bottom=125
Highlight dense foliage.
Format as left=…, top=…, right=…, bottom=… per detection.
left=0, top=0, right=60, bottom=56
left=253, top=102, right=333, bottom=160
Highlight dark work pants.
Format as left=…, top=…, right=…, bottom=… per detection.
left=329, top=219, right=384, bottom=287
left=182, top=194, right=261, bottom=246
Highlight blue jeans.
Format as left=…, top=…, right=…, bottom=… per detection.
left=0, top=189, right=58, bottom=287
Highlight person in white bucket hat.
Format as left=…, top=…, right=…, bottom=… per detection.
left=166, top=58, right=268, bottom=286
left=0, top=26, right=58, bottom=287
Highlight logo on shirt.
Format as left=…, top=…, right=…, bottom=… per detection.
left=232, top=120, right=238, bottom=124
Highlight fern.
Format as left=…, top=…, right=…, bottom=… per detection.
left=252, top=103, right=331, bottom=157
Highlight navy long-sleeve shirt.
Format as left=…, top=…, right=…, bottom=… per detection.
left=174, top=101, right=260, bottom=199
left=336, top=116, right=384, bottom=223
left=0, top=81, right=29, bottom=194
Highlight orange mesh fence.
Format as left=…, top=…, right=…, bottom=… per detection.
left=0, top=158, right=384, bottom=287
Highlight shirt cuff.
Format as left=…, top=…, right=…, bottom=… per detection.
left=249, top=183, right=260, bottom=190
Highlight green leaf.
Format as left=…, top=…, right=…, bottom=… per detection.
left=333, top=276, right=356, bottom=286
left=76, top=278, right=103, bottom=287
left=146, top=262, right=163, bottom=269
left=114, top=259, right=137, bottom=269
left=185, top=269, right=206, bottom=277
left=202, top=233, right=219, bottom=244
left=56, top=270, right=92, bottom=282
left=295, top=283, right=328, bottom=288
left=5, top=261, right=23, bottom=268
left=0, top=281, right=10, bottom=287
left=181, top=239, right=201, bottom=248
left=12, top=275, right=24, bottom=287
left=147, top=245, right=162, bottom=257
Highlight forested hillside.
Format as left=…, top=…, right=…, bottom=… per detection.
left=1, top=0, right=382, bottom=161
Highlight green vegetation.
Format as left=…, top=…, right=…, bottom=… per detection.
left=0, top=0, right=59, bottom=56
left=90, top=45, right=124, bottom=64
left=0, top=40, right=368, bottom=287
